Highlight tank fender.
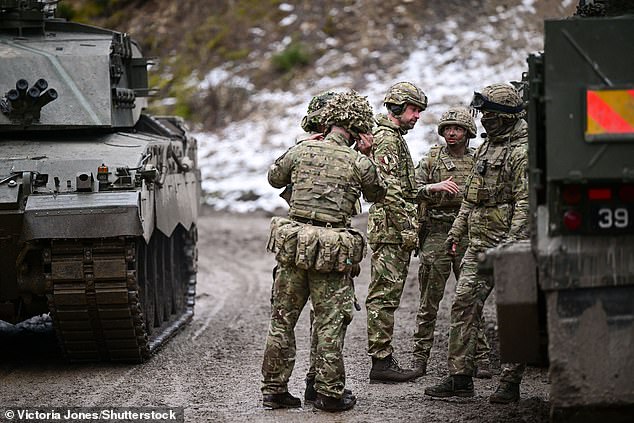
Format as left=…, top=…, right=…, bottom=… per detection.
left=155, top=171, right=199, bottom=237
left=23, top=192, right=143, bottom=240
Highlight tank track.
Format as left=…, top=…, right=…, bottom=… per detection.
left=44, top=228, right=196, bottom=362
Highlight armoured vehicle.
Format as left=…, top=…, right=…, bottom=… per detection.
left=485, top=0, right=634, bottom=420
left=0, top=1, right=201, bottom=362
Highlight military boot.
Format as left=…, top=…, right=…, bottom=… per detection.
left=314, top=393, right=356, bottom=412
left=489, top=381, right=520, bottom=404
left=369, top=354, right=419, bottom=383
left=424, top=375, right=474, bottom=398
left=262, top=392, right=302, bottom=409
left=411, top=358, right=427, bottom=377
left=474, top=361, right=492, bottom=379
left=304, top=377, right=354, bottom=402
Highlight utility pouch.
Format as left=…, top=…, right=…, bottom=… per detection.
left=315, top=228, right=341, bottom=273
left=267, top=217, right=301, bottom=265
left=295, top=224, right=320, bottom=270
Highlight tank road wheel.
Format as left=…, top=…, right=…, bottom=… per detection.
left=45, top=239, right=150, bottom=362
left=143, top=226, right=197, bottom=355
left=45, top=227, right=197, bottom=362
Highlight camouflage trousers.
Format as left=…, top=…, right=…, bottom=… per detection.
left=366, top=242, right=411, bottom=359
left=413, top=230, right=491, bottom=365
left=261, top=262, right=354, bottom=398
left=448, top=245, right=521, bottom=378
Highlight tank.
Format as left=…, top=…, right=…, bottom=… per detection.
left=0, top=0, right=201, bottom=362
left=483, top=0, right=634, bottom=420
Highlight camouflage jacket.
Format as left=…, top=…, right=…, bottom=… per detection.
left=448, top=119, right=529, bottom=244
left=268, top=131, right=386, bottom=225
left=416, top=144, right=475, bottom=227
left=367, top=113, right=418, bottom=244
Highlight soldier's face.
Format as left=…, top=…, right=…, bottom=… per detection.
left=442, top=125, right=467, bottom=145
left=481, top=112, right=515, bottom=136
left=399, top=104, right=422, bottom=130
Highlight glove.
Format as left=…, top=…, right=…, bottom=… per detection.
left=401, top=229, right=419, bottom=252
left=445, top=236, right=458, bottom=256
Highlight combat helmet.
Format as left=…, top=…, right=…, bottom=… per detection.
left=470, top=83, right=524, bottom=118
left=301, top=90, right=337, bottom=133
left=438, top=106, right=477, bottom=139
left=383, top=82, right=428, bottom=114
left=321, top=90, right=374, bottom=141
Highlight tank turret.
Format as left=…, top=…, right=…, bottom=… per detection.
left=1, top=0, right=149, bottom=130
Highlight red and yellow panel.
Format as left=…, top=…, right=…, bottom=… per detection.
left=586, top=88, right=634, bottom=141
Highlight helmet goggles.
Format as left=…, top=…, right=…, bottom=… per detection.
left=470, top=91, right=524, bottom=114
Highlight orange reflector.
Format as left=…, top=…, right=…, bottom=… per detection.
left=586, top=88, right=634, bottom=140
left=588, top=188, right=612, bottom=201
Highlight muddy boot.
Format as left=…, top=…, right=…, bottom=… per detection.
left=424, top=375, right=474, bottom=398
left=489, top=381, right=520, bottom=404
left=474, top=361, right=492, bottom=379
left=262, top=392, right=302, bottom=409
left=314, top=392, right=356, bottom=412
left=305, top=377, right=354, bottom=402
left=411, top=358, right=427, bottom=377
left=369, top=354, right=419, bottom=383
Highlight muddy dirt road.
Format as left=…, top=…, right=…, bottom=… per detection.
left=0, top=210, right=550, bottom=422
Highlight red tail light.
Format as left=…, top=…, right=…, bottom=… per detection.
left=619, top=185, right=634, bottom=203
left=563, top=210, right=583, bottom=231
left=562, top=185, right=582, bottom=205
left=588, top=188, right=612, bottom=201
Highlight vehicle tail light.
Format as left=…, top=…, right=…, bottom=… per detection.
left=562, top=185, right=582, bottom=205
left=97, top=163, right=109, bottom=182
left=563, top=210, right=583, bottom=231
left=587, top=187, right=611, bottom=201
left=619, top=185, right=634, bottom=203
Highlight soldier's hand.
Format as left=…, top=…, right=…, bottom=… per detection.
left=350, top=263, right=361, bottom=278
left=308, top=132, right=325, bottom=141
left=356, top=133, right=374, bottom=156
left=445, top=237, right=458, bottom=256
left=401, top=229, right=419, bottom=252
left=428, top=177, right=460, bottom=195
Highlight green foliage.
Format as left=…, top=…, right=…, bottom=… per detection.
left=271, top=42, right=311, bottom=73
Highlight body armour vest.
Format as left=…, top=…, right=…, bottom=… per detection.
left=288, top=136, right=361, bottom=224
left=465, top=123, right=528, bottom=207
left=425, top=145, right=475, bottom=215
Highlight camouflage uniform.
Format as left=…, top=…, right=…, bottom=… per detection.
left=446, top=119, right=529, bottom=379
left=413, top=144, right=491, bottom=367
left=366, top=113, right=419, bottom=359
left=262, top=92, right=385, bottom=402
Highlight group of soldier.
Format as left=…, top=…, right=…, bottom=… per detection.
left=260, top=80, right=529, bottom=412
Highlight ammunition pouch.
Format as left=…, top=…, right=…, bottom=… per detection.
left=267, top=217, right=366, bottom=273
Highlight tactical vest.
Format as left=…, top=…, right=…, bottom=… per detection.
left=375, top=125, right=417, bottom=202
left=288, top=140, right=360, bottom=224
left=465, top=138, right=518, bottom=206
left=426, top=145, right=475, bottom=211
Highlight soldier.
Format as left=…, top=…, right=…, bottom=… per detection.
left=412, top=107, right=491, bottom=378
left=262, top=90, right=386, bottom=412
left=366, top=81, right=427, bottom=383
left=284, top=90, right=361, bottom=403
left=424, top=83, right=529, bottom=402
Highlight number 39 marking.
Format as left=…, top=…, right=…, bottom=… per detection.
left=598, top=208, right=629, bottom=229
